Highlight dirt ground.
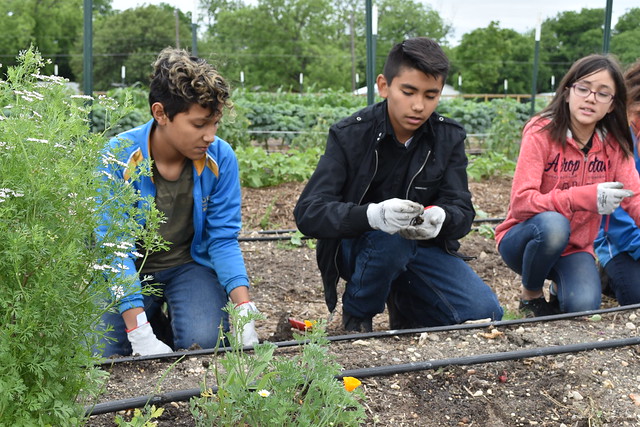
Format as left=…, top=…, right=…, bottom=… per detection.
left=86, top=177, right=640, bottom=426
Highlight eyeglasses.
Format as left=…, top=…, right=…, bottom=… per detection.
left=570, top=84, right=615, bottom=103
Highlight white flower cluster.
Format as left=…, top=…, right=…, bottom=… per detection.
left=25, top=137, right=49, bottom=144
left=0, top=188, right=25, bottom=203
left=13, top=89, right=44, bottom=102
left=110, top=285, right=126, bottom=300
left=32, top=73, right=67, bottom=85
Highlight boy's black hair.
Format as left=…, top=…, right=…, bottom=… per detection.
left=148, top=47, right=231, bottom=121
left=382, top=37, right=449, bottom=85
left=537, top=54, right=631, bottom=157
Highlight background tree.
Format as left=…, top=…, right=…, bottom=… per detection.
left=201, top=0, right=354, bottom=91
left=539, top=8, right=605, bottom=88
left=71, top=4, right=193, bottom=91
left=0, top=0, right=109, bottom=80
left=611, top=8, right=640, bottom=67
left=374, top=0, right=451, bottom=74
left=449, top=22, right=535, bottom=94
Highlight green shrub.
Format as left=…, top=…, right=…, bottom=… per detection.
left=190, top=304, right=366, bottom=426
left=236, top=146, right=322, bottom=188
left=0, top=47, right=163, bottom=425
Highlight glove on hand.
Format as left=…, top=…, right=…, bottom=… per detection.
left=367, top=198, right=424, bottom=234
left=399, top=206, right=446, bottom=240
left=597, top=182, right=634, bottom=215
left=127, top=322, right=173, bottom=356
left=235, top=301, right=259, bottom=346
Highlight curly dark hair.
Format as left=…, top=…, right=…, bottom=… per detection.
left=148, top=47, right=232, bottom=121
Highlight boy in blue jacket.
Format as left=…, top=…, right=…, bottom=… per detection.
left=97, top=48, right=258, bottom=356
left=595, top=59, right=640, bottom=305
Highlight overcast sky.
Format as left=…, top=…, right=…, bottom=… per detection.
left=111, top=0, right=638, bottom=45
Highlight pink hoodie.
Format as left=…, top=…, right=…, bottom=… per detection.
left=495, top=117, right=640, bottom=257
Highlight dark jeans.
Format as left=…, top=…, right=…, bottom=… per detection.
left=603, top=252, right=640, bottom=305
left=98, top=262, right=229, bottom=357
left=498, top=212, right=602, bottom=312
left=339, top=231, right=503, bottom=327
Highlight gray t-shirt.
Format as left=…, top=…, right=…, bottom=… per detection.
left=136, top=160, right=195, bottom=273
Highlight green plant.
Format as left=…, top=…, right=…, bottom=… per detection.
left=0, top=47, right=164, bottom=425
left=259, top=198, right=277, bottom=230
left=236, top=146, right=322, bottom=188
left=115, top=405, right=165, bottom=427
left=484, top=98, right=524, bottom=161
left=289, top=230, right=316, bottom=249
left=190, top=304, right=366, bottom=426
left=467, top=151, right=516, bottom=181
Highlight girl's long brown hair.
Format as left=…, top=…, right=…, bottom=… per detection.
left=534, top=54, right=632, bottom=157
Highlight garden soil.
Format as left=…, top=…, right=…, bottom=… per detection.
left=87, top=177, right=640, bottom=427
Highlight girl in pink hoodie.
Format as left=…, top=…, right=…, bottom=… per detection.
left=495, top=54, right=640, bottom=317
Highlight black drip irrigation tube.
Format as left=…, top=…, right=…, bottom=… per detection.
left=239, top=217, right=505, bottom=242
left=86, top=335, right=640, bottom=417
left=97, top=302, right=640, bottom=366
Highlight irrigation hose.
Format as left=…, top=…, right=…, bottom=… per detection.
left=252, top=217, right=505, bottom=235
left=241, top=218, right=505, bottom=241
left=86, top=335, right=640, bottom=417
left=97, top=302, right=640, bottom=366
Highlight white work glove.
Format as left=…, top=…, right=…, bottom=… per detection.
left=127, top=322, right=173, bottom=356
left=235, top=301, right=259, bottom=346
left=597, top=182, right=634, bottom=215
left=366, top=198, right=424, bottom=234
left=399, top=206, right=446, bottom=240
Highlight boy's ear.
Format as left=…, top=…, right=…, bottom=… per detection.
left=151, top=102, right=168, bottom=124
left=376, top=74, right=389, bottom=98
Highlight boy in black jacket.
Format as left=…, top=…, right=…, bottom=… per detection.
left=294, top=37, right=503, bottom=331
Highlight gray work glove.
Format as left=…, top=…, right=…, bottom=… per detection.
left=597, top=182, right=633, bottom=215
left=399, top=206, right=446, bottom=240
left=235, top=301, right=260, bottom=346
left=127, top=322, right=173, bottom=356
left=366, top=198, right=424, bottom=235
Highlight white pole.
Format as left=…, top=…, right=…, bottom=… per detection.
left=372, top=5, right=378, bottom=36
left=54, top=64, right=58, bottom=76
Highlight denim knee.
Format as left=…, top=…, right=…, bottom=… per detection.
left=534, top=211, right=570, bottom=253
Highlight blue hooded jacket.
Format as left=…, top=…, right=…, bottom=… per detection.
left=594, top=129, right=640, bottom=267
left=97, top=119, right=248, bottom=312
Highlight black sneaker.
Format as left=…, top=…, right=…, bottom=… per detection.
left=519, top=297, right=558, bottom=318
left=342, top=311, right=373, bottom=332
left=548, top=292, right=560, bottom=314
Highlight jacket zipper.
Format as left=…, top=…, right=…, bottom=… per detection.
left=405, top=150, right=431, bottom=199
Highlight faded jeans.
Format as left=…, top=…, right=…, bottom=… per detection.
left=339, top=230, right=503, bottom=326
left=98, top=261, right=229, bottom=357
left=498, top=211, right=601, bottom=312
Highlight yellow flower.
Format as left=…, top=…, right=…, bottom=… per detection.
left=303, top=320, right=316, bottom=330
left=257, top=389, right=271, bottom=397
left=343, top=376, right=362, bottom=392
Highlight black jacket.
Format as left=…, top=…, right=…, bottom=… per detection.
left=293, top=100, right=475, bottom=312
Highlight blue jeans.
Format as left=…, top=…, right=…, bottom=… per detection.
left=498, top=212, right=601, bottom=312
left=603, top=252, right=640, bottom=305
left=98, top=262, right=229, bottom=357
left=339, top=231, right=503, bottom=326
